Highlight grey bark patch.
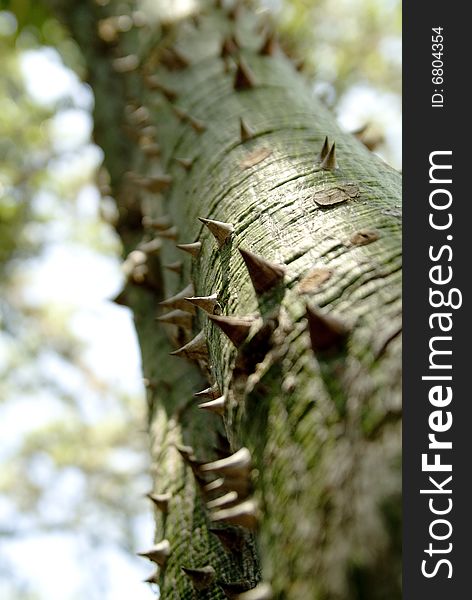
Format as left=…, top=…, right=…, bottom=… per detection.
left=312, top=183, right=359, bottom=207
left=240, top=147, right=272, bottom=169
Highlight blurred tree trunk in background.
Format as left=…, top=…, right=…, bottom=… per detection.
left=43, top=0, right=402, bottom=598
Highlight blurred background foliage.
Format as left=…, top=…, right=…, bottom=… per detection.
left=0, top=0, right=400, bottom=598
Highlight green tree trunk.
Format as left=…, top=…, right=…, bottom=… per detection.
left=47, top=1, right=402, bottom=598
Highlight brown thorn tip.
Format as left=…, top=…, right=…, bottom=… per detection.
left=240, top=117, right=255, bottom=142
left=181, top=566, right=216, bottom=590
left=185, top=293, right=220, bottom=314
left=137, top=540, right=171, bottom=565
left=320, top=142, right=337, bottom=170
left=176, top=241, right=202, bottom=258
left=194, top=383, right=221, bottom=399
left=210, top=499, right=259, bottom=530
left=305, top=304, right=348, bottom=353
left=144, top=570, right=159, bottom=584
left=319, top=136, right=329, bottom=161
left=147, top=492, right=172, bottom=512
left=198, top=217, right=234, bottom=248
left=170, top=331, right=208, bottom=361
left=235, top=583, right=274, bottom=600
left=156, top=309, right=192, bottom=328
left=234, top=58, right=256, bottom=91
left=159, top=283, right=195, bottom=312
left=208, top=314, right=255, bottom=347
left=175, top=157, right=193, bottom=170
left=198, top=395, right=226, bottom=416
left=238, top=247, right=285, bottom=294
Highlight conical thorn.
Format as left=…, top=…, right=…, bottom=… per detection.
left=240, top=117, right=255, bottom=142
left=164, top=261, right=183, bottom=275
left=200, top=447, right=251, bottom=478
left=320, top=142, right=337, bottom=170
left=147, top=492, right=172, bottom=512
left=176, top=242, right=202, bottom=258
left=207, top=490, right=239, bottom=510
left=170, top=331, right=208, bottom=361
left=198, top=395, right=226, bottom=416
left=181, top=565, right=216, bottom=590
left=194, top=383, right=221, bottom=399
left=210, top=499, right=259, bottom=530
left=234, top=58, right=256, bottom=91
left=159, top=283, right=195, bottom=313
left=238, top=247, right=285, bottom=294
left=208, top=314, right=255, bottom=347
left=306, top=304, right=348, bottom=353
left=319, top=136, right=329, bottom=161
left=199, top=217, right=234, bottom=248
left=185, top=293, right=220, bottom=314
left=137, top=540, right=171, bottom=566
left=156, top=309, right=192, bottom=328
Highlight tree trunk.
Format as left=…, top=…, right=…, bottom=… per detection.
left=46, top=1, right=402, bottom=598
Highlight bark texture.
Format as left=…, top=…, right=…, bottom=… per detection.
left=47, top=1, right=402, bottom=598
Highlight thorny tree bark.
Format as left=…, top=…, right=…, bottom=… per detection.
left=44, top=0, right=402, bottom=598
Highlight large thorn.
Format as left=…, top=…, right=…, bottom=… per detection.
left=210, top=499, right=259, bottom=530
left=240, top=117, right=255, bottom=142
left=198, top=395, right=226, bottom=416
left=137, top=540, right=171, bottom=566
left=194, top=383, right=221, bottom=399
left=156, top=226, right=178, bottom=240
left=208, top=314, right=255, bottom=347
left=221, top=34, right=239, bottom=58
left=181, top=565, right=216, bottom=590
left=305, top=304, right=348, bottom=353
left=233, top=58, right=256, bottom=91
left=142, top=215, right=173, bottom=231
left=164, top=261, right=183, bottom=275
left=176, top=241, right=202, bottom=258
left=135, top=174, right=173, bottom=193
left=200, top=447, right=251, bottom=478
left=199, top=217, right=234, bottom=248
left=176, top=444, right=196, bottom=463
left=220, top=474, right=252, bottom=498
left=209, top=527, right=245, bottom=552
left=159, top=283, right=195, bottom=313
left=238, top=247, right=285, bottom=294
left=320, top=142, right=337, bottom=170
left=147, top=492, right=172, bottom=513
left=219, top=581, right=252, bottom=598
left=156, top=309, right=192, bottom=328
left=318, top=136, right=329, bottom=161
left=203, top=478, right=225, bottom=495
left=170, top=331, right=208, bottom=361
left=137, top=239, right=162, bottom=255
left=207, top=491, right=239, bottom=510
left=235, top=583, right=273, bottom=600
left=185, top=293, right=220, bottom=314
left=143, top=569, right=159, bottom=584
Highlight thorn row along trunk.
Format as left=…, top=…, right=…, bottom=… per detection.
left=48, top=0, right=402, bottom=598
